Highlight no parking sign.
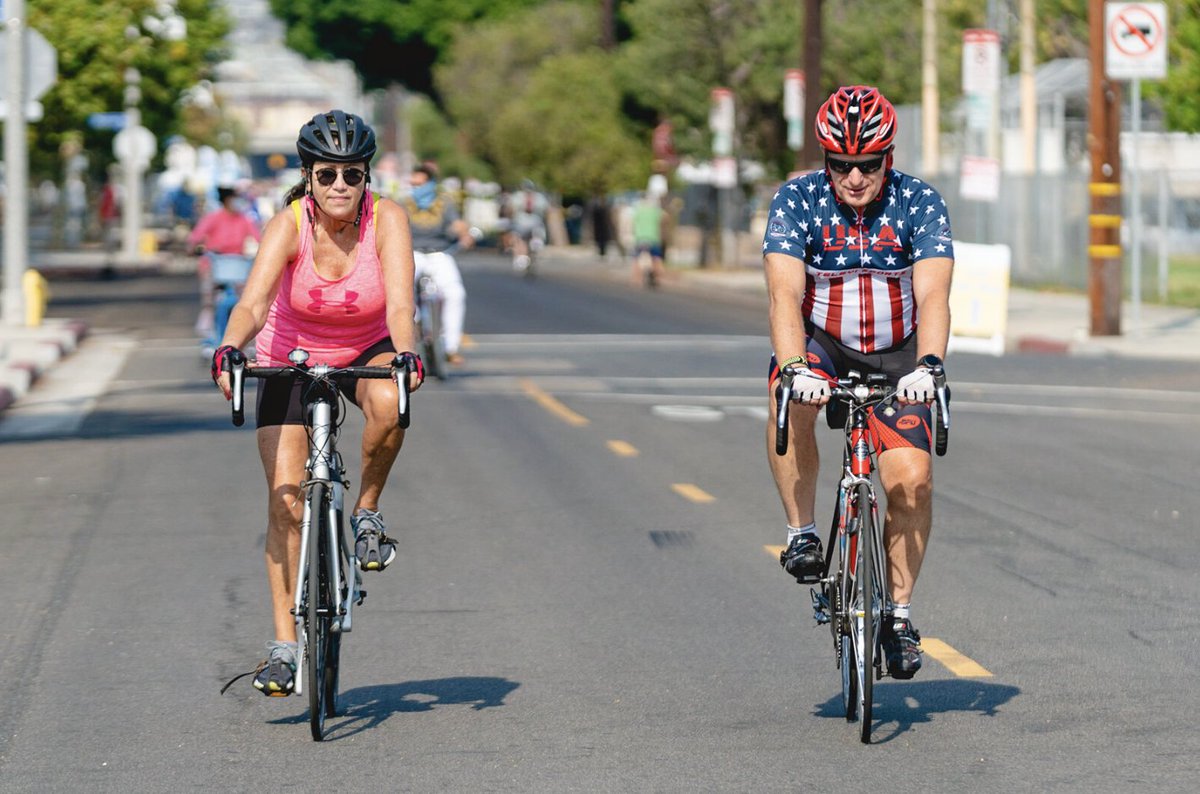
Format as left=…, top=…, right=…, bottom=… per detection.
left=1105, top=2, right=1168, bottom=81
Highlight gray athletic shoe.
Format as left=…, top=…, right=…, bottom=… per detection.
left=253, top=641, right=297, bottom=696
left=352, top=509, right=396, bottom=571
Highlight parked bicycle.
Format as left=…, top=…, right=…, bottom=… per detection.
left=774, top=363, right=949, bottom=744
left=224, top=347, right=412, bottom=741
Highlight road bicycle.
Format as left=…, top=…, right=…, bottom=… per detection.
left=226, top=348, right=412, bottom=740
left=208, top=253, right=253, bottom=349
left=774, top=364, right=949, bottom=744
left=415, top=273, right=448, bottom=380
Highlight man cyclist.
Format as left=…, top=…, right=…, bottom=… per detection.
left=402, top=165, right=472, bottom=365
left=507, top=179, right=548, bottom=274
left=764, top=86, right=953, bottom=680
left=211, top=110, right=424, bottom=696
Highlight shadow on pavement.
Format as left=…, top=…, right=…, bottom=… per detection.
left=814, top=679, right=1020, bottom=744
left=267, top=676, right=522, bottom=740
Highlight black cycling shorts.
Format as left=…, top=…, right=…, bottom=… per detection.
left=769, top=325, right=932, bottom=454
left=255, top=338, right=396, bottom=428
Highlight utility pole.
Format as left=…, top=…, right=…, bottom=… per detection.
left=1087, top=0, right=1122, bottom=336
left=1019, top=0, right=1037, bottom=172
left=921, top=0, right=939, bottom=175
left=799, top=0, right=823, bottom=170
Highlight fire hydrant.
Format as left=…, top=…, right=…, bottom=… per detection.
left=23, top=269, right=49, bottom=327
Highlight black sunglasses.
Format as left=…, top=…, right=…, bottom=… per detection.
left=313, top=167, right=366, bottom=187
left=825, top=154, right=886, bottom=175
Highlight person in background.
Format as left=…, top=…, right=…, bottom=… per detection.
left=402, top=165, right=472, bottom=365
left=188, top=186, right=261, bottom=348
left=630, top=192, right=667, bottom=288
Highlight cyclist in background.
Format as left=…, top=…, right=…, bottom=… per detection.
left=507, top=179, right=548, bottom=274
left=188, top=186, right=261, bottom=350
left=763, top=86, right=954, bottom=680
left=211, top=110, right=425, bottom=696
left=402, top=165, right=472, bottom=365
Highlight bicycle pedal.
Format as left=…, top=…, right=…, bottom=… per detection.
left=356, top=589, right=367, bottom=606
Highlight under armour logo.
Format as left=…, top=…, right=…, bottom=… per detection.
left=308, top=288, right=361, bottom=314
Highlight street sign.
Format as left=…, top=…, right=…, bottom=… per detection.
left=1105, top=2, right=1168, bottom=80
left=87, top=112, right=128, bottom=131
left=962, top=29, right=1002, bottom=96
left=0, top=27, right=57, bottom=101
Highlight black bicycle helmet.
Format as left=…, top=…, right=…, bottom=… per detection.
left=296, top=110, right=377, bottom=166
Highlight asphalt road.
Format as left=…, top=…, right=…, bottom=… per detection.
left=1, top=252, right=1198, bottom=791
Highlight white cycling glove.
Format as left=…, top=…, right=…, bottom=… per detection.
left=788, top=366, right=832, bottom=404
left=896, top=367, right=936, bottom=403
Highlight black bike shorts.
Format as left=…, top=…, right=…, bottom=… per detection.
left=255, top=338, right=396, bottom=428
left=768, top=326, right=932, bottom=454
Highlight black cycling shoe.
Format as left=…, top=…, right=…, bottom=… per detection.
left=780, top=533, right=824, bottom=583
left=880, top=617, right=923, bottom=679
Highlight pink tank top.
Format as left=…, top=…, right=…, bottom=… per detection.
left=256, top=194, right=390, bottom=367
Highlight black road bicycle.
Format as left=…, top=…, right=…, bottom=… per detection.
left=775, top=364, right=949, bottom=744
left=227, top=348, right=412, bottom=740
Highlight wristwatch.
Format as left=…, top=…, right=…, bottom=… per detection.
left=918, top=354, right=943, bottom=369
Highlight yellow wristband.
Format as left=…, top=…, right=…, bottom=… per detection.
left=778, top=355, right=809, bottom=371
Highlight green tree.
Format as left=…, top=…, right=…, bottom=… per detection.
left=435, top=1, right=605, bottom=177
left=267, top=0, right=543, bottom=94
left=28, top=0, right=229, bottom=179
left=491, top=50, right=647, bottom=195
left=1147, top=0, right=1200, bottom=132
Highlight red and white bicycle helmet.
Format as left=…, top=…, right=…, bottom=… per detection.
left=813, top=86, right=897, bottom=155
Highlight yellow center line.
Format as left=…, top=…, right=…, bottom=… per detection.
left=921, top=637, right=993, bottom=677
left=672, top=483, right=715, bottom=503
left=607, top=440, right=639, bottom=457
left=519, top=379, right=589, bottom=427
left=759, top=548, right=993, bottom=678
left=460, top=333, right=476, bottom=349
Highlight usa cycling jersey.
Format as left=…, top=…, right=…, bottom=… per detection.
left=762, top=169, right=954, bottom=353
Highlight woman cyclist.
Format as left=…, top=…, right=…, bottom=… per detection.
left=212, top=110, right=424, bottom=696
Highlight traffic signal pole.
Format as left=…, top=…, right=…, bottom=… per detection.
left=1088, top=0, right=1122, bottom=336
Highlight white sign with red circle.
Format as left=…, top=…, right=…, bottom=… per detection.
left=1105, top=2, right=1168, bottom=80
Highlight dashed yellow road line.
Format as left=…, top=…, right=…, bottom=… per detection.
left=461, top=333, right=477, bottom=349
left=607, top=440, right=639, bottom=457
left=760, top=548, right=992, bottom=678
left=921, top=638, right=993, bottom=677
left=672, top=483, right=715, bottom=503
left=519, top=379, right=589, bottom=427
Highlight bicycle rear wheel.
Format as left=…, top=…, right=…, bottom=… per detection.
left=306, top=482, right=330, bottom=741
left=853, top=483, right=879, bottom=744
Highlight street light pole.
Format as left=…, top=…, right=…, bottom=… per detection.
left=121, top=61, right=143, bottom=262
left=3, top=0, right=30, bottom=326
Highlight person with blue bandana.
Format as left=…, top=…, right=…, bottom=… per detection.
left=402, top=165, right=472, bottom=364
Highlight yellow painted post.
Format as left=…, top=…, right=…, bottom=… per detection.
left=22, top=269, right=48, bottom=327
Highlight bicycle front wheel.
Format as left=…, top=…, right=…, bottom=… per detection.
left=854, top=483, right=879, bottom=744
left=306, top=482, right=330, bottom=741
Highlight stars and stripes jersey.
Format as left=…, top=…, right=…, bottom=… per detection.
left=762, top=168, right=954, bottom=353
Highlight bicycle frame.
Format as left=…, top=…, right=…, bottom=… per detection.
left=774, top=363, right=949, bottom=744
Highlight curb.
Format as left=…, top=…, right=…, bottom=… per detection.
left=0, top=319, right=90, bottom=414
